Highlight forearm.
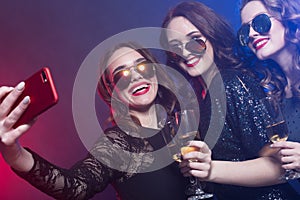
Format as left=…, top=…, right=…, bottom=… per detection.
left=12, top=148, right=111, bottom=199
left=207, top=157, right=284, bottom=187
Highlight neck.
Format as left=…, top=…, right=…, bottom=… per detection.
left=272, top=44, right=295, bottom=78
left=271, top=44, right=299, bottom=98
left=129, top=104, right=158, bottom=129
left=202, top=63, right=218, bottom=88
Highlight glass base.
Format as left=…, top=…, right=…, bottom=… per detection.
left=187, top=193, right=214, bottom=200
left=185, top=177, right=213, bottom=199
left=186, top=187, right=213, bottom=200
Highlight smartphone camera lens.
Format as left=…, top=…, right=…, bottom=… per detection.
left=41, top=71, right=48, bottom=83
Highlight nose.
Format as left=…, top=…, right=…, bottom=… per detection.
left=181, top=45, right=190, bottom=58
left=130, top=68, right=143, bottom=82
left=249, top=25, right=259, bottom=39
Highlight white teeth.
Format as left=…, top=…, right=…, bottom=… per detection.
left=133, top=84, right=148, bottom=93
left=187, top=58, right=198, bottom=65
left=256, top=40, right=267, bottom=47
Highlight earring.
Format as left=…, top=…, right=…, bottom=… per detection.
left=295, top=28, right=300, bottom=39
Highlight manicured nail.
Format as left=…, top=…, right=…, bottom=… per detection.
left=17, top=82, right=25, bottom=91
left=23, top=96, right=30, bottom=104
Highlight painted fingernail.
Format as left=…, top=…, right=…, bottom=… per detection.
left=23, top=96, right=30, bottom=104
left=17, top=82, right=25, bottom=91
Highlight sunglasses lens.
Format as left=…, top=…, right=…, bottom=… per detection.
left=186, top=38, right=206, bottom=54
left=252, top=14, right=271, bottom=33
left=168, top=38, right=206, bottom=61
left=136, top=62, right=155, bottom=79
left=238, top=25, right=250, bottom=46
left=168, top=46, right=182, bottom=62
left=113, top=70, right=131, bottom=89
left=112, top=61, right=155, bottom=90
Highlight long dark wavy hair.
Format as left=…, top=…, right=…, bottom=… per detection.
left=97, top=42, right=179, bottom=131
left=160, top=1, right=245, bottom=72
left=240, top=0, right=300, bottom=101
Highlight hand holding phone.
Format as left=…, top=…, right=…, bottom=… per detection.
left=12, top=67, right=59, bottom=127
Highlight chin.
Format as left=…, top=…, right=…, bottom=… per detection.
left=256, top=53, right=270, bottom=61
left=187, top=69, right=203, bottom=77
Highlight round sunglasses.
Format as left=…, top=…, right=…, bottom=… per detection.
left=168, top=37, right=207, bottom=62
left=238, top=13, right=272, bottom=46
left=111, top=60, right=155, bottom=90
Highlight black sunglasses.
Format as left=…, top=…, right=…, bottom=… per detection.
left=238, top=13, right=272, bottom=46
left=111, top=60, right=155, bottom=90
left=168, top=37, right=207, bottom=62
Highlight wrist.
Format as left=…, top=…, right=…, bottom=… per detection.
left=2, top=143, right=33, bottom=172
left=205, top=160, right=216, bottom=182
left=2, top=141, right=22, bottom=166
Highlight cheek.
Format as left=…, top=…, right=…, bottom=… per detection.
left=152, top=77, right=159, bottom=92
left=273, top=31, right=285, bottom=47
left=201, top=49, right=214, bottom=68
left=113, top=88, right=129, bottom=104
left=270, top=21, right=286, bottom=45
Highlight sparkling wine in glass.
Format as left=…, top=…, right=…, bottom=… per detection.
left=267, top=121, right=288, bottom=143
left=168, top=109, right=213, bottom=200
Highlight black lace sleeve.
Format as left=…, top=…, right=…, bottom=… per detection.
left=13, top=147, right=116, bottom=200
left=12, top=126, right=153, bottom=200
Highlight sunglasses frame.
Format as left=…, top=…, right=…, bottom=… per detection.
left=111, top=60, right=156, bottom=90
left=238, top=13, right=272, bottom=46
left=168, top=37, right=207, bottom=62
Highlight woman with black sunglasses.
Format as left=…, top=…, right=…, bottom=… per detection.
left=239, top=0, right=300, bottom=196
left=160, top=1, right=299, bottom=199
left=0, top=42, right=212, bottom=199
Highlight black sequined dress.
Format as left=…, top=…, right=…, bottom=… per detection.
left=201, top=69, right=299, bottom=200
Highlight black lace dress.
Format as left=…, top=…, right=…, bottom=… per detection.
left=203, top=69, right=299, bottom=200
left=13, top=125, right=189, bottom=200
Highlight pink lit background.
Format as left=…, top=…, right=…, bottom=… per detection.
left=0, top=0, right=240, bottom=199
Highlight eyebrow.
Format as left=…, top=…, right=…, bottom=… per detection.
left=187, top=31, right=200, bottom=37
left=243, top=12, right=269, bottom=24
left=169, top=31, right=202, bottom=44
left=112, top=57, right=146, bottom=74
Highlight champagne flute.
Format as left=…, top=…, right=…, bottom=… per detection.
left=261, top=96, right=300, bottom=180
left=167, top=109, right=213, bottom=200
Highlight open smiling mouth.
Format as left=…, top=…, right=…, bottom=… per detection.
left=184, top=56, right=201, bottom=68
left=132, top=84, right=150, bottom=96
left=253, top=38, right=269, bottom=50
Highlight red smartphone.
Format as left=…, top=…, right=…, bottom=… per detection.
left=13, top=67, right=59, bottom=127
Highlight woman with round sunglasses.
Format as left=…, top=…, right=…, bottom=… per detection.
left=0, top=42, right=213, bottom=199
left=160, top=1, right=299, bottom=199
left=239, top=0, right=300, bottom=196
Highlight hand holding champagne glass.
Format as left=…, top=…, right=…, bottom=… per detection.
left=168, top=109, right=213, bottom=200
